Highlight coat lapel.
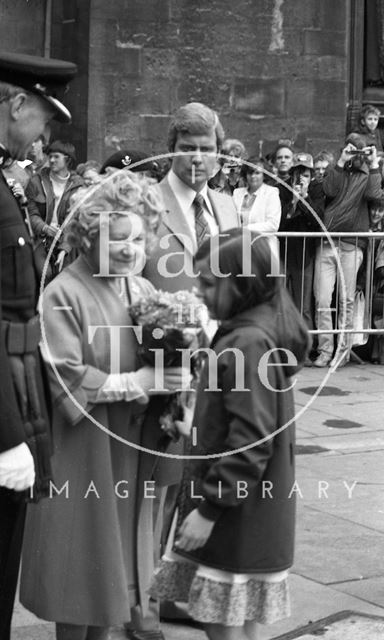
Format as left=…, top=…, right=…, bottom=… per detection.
left=208, top=188, right=240, bottom=231
left=159, top=178, right=195, bottom=254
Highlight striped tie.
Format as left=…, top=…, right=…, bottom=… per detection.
left=193, top=192, right=210, bottom=248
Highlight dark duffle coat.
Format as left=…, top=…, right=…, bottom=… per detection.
left=175, top=296, right=308, bottom=574
left=20, top=256, right=161, bottom=626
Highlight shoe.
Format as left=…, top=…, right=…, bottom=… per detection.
left=329, top=350, right=350, bottom=369
left=125, top=630, right=165, bottom=640
left=313, top=353, right=331, bottom=368
left=304, top=357, right=313, bottom=367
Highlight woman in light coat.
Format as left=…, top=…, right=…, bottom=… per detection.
left=20, top=170, right=186, bottom=640
left=233, top=156, right=281, bottom=233
left=233, top=156, right=281, bottom=266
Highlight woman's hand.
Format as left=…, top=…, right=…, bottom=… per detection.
left=159, top=392, right=195, bottom=439
left=175, top=509, right=215, bottom=551
left=55, top=249, right=66, bottom=272
left=173, top=404, right=193, bottom=437
left=133, top=366, right=192, bottom=396
left=43, top=223, right=59, bottom=238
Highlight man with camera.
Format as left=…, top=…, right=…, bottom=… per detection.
left=313, top=132, right=384, bottom=368
left=208, top=137, right=246, bottom=194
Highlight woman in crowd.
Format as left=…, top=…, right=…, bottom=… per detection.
left=282, top=153, right=324, bottom=333
left=20, top=170, right=187, bottom=640
left=76, top=159, right=102, bottom=186
left=233, top=156, right=281, bottom=233
left=26, top=140, right=84, bottom=277
left=150, top=229, right=310, bottom=640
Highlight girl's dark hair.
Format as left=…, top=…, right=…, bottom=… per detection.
left=196, top=228, right=281, bottom=320
left=240, top=155, right=269, bottom=180
left=369, top=197, right=384, bottom=210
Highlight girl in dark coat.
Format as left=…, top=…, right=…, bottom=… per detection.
left=150, top=228, right=310, bottom=640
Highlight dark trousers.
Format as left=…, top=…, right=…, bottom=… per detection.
left=0, top=488, right=26, bottom=640
left=287, top=252, right=315, bottom=330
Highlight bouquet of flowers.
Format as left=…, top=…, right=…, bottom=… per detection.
left=129, top=289, right=208, bottom=441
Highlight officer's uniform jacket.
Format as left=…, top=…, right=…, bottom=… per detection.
left=0, top=165, right=51, bottom=499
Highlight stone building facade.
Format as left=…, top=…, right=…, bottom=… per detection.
left=0, top=0, right=373, bottom=163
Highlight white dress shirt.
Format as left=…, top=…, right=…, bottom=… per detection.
left=168, top=170, right=219, bottom=242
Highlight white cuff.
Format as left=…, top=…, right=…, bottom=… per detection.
left=95, top=373, right=149, bottom=404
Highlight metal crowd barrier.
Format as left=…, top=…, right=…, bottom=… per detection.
left=274, top=231, right=384, bottom=337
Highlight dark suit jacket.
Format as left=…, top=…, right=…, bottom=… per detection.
left=143, top=175, right=239, bottom=291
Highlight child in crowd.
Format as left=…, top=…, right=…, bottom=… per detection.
left=150, top=229, right=310, bottom=640
left=355, top=104, right=383, bottom=152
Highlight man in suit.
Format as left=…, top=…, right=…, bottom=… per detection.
left=0, top=51, right=76, bottom=640
left=143, top=102, right=239, bottom=291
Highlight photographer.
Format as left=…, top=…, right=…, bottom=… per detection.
left=283, top=153, right=324, bottom=333
left=313, top=133, right=384, bottom=368
left=208, top=138, right=246, bottom=194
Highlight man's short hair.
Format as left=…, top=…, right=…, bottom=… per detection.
left=167, top=102, right=225, bottom=152
left=360, top=104, right=381, bottom=119
left=0, top=81, right=25, bottom=104
left=345, top=132, right=366, bottom=149
left=313, top=150, right=335, bottom=166
left=221, top=138, right=246, bottom=158
left=272, top=143, right=294, bottom=162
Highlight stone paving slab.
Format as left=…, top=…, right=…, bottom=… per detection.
left=294, top=465, right=384, bottom=530
left=296, top=487, right=384, bottom=533
left=297, top=432, right=384, bottom=453
left=271, top=611, right=384, bottom=640
left=296, top=449, right=384, bottom=482
left=263, top=578, right=384, bottom=639
left=331, top=576, right=384, bottom=608
left=293, top=507, right=384, bottom=584
left=295, top=413, right=372, bottom=437
left=300, top=401, right=384, bottom=427
left=12, top=623, right=54, bottom=640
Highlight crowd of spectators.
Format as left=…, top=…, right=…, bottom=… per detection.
left=4, top=103, right=384, bottom=369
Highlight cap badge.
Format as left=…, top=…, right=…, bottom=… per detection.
left=33, top=83, right=47, bottom=94
left=122, top=155, right=132, bottom=167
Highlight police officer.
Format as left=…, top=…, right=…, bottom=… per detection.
left=0, top=51, right=77, bottom=640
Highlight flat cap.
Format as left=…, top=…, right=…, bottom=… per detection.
left=0, top=51, right=77, bottom=123
left=291, top=152, right=314, bottom=171
left=100, top=149, right=158, bottom=174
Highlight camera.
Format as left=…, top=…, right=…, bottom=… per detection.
left=349, top=148, right=373, bottom=156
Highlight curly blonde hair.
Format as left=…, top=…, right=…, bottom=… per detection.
left=67, top=169, right=164, bottom=254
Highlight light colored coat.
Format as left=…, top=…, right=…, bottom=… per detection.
left=20, top=256, right=158, bottom=625
left=143, top=175, right=240, bottom=292
left=233, top=184, right=281, bottom=234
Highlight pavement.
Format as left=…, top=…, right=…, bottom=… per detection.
left=11, top=362, right=384, bottom=639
